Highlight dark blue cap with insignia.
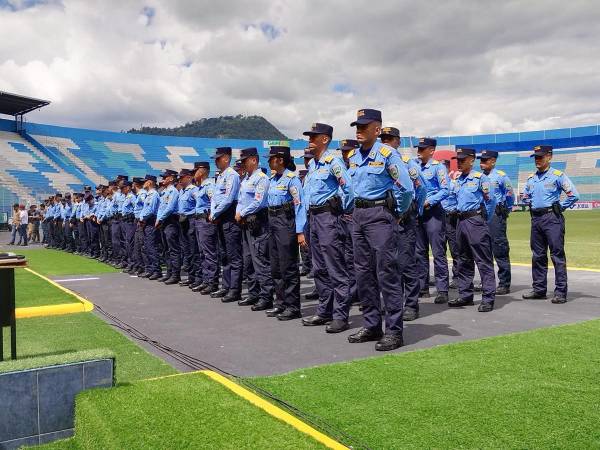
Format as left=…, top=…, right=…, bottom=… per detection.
left=268, top=145, right=291, bottom=158
left=339, top=139, right=359, bottom=151
left=303, top=123, right=333, bottom=137
left=530, top=145, right=553, bottom=157
left=414, top=137, right=437, bottom=148
left=55, top=192, right=62, bottom=197
left=478, top=150, right=499, bottom=160
left=161, top=169, right=178, bottom=178
left=64, top=193, right=71, bottom=199
left=379, top=126, right=400, bottom=138
left=239, top=147, right=259, bottom=161
left=452, top=147, right=476, bottom=159
left=179, top=168, right=194, bottom=177
left=84, top=185, right=92, bottom=191
left=132, top=177, right=144, bottom=184
left=350, top=108, right=382, bottom=126
left=303, top=148, right=314, bottom=158
left=122, top=180, right=132, bottom=187
left=211, top=147, right=232, bottom=159
left=194, top=161, right=210, bottom=169
left=145, top=174, right=157, bottom=182
left=116, top=174, right=128, bottom=181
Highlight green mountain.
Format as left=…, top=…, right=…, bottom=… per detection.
left=128, top=115, right=288, bottom=140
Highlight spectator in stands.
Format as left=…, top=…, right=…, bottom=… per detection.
left=8, top=204, right=20, bottom=245
left=18, top=204, right=29, bottom=246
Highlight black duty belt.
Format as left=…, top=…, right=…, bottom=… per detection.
left=354, top=197, right=386, bottom=209
left=458, top=210, right=481, bottom=220
left=530, top=207, right=553, bottom=217
left=309, top=203, right=334, bottom=215
left=194, top=212, right=209, bottom=220
left=268, top=202, right=294, bottom=216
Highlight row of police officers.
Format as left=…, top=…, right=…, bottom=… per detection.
left=43, top=109, right=579, bottom=351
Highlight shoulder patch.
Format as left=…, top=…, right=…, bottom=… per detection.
left=286, top=172, right=296, bottom=178
left=347, top=149, right=355, bottom=158
left=323, top=155, right=334, bottom=163
left=380, top=146, right=392, bottom=158
left=497, top=170, right=506, bottom=176
left=553, top=169, right=563, bottom=176
left=473, top=171, right=482, bottom=178
left=258, top=171, right=266, bottom=177
left=431, top=159, right=440, bottom=165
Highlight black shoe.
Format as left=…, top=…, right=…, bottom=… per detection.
left=148, top=273, right=162, bottom=281
left=474, top=283, right=483, bottom=292
left=222, top=290, right=241, bottom=303
left=348, top=327, right=383, bottom=343
left=277, top=309, right=301, bottom=321
left=551, top=295, right=567, bottom=304
left=449, top=279, right=458, bottom=289
left=304, top=289, right=319, bottom=300
left=301, top=315, right=332, bottom=326
left=419, top=289, right=430, bottom=298
left=139, top=272, right=150, bottom=278
left=188, top=282, right=199, bottom=289
left=238, top=297, right=258, bottom=306
left=375, top=333, right=404, bottom=351
left=434, top=292, right=448, bottom=304
left=266, top=306, right=285, bottom=317
left=325, top=319, right=349, bottom=333
left=448, top=297, right=474, bottom=307
left=496, top=285, right=510, bottom=295
left=210, top=288, right=228, bottom=298
left=158, top=275, right=171, bottom=282
left=478, top=302, right=494, bottom=312
left=191, top=283, right=206, bottom=292
left=201, top=285, right=219, bottom=295
left=179, top=280, right=190, bottom=287
left=164, top=277, right=181, bottom=285
left=522, top=291, right=547, bottom=300
left=402, top=307, right=419, bottom=321
left=251, top=299, right=273, bottom=311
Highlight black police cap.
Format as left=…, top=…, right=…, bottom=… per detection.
left=179, top=168, right=194, bottom=177
left=161, top=169, right=178, bottom=178
left=452, top=147, right=476, bottom=160
left=211, top=147, right=232, bottom=159
left=478, top=150, right=499, bottom=160
left=350, top=109, right=382, bottom=127
left=531, top=145, right=553, bottom=157
left=194, top=161, right=210, bottom=170
left=303, top=123, right=333, bottom=137
left=268, top=146, right=291, bottom=158
left=379, top=126, right=400, bottom=138
left=239, top=147, right=259, bottom=161
left=339, top=139, right=360, bottom=151
left=145, top=174, right=157, bottom=183
left=414, top=137, right=437, bottom=148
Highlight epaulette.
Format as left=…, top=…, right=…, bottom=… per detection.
left=473, top=171, right=482, bottom=178
left=528, top=173, right=534, bottom=179
left=323, top=155, right=334, bottom=163
left=497, top=170, right=506, bottom=176
left=431, top=159, right=440, bottom=165
left=258, top=171, right=266, bottom=177
left=286, top=172, right=296, bottom=178
left=380, top=146, right=392, bottom=158
left=347, top=149, right=355, bottom=158
left=553, top=169, right=563, bottom=176
left=402, top=155, right=410, bottom=163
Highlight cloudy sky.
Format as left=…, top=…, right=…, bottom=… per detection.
left=1, top=0, right=599, bottom=139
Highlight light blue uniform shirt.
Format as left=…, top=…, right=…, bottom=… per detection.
left=403, top=155, right=427, bottom=215
left=80, top=202, right=89, bottom=218
left=485, top=168, right=515, bottom=209
left=61, top=203, right=72, bottom=220
left=141, top=189, right=160, bottom=221
left=74, top=202, right=82, bottom=220
left=121, top=192, right=136, bottom=216
left=306, top=149, right=353, bottom=211
left=267, top=169, right=306, bottom=233
left=113, top=191, right=125, bottom=216
left=134, top=189, right=147, bottom=220
left=237, top=169, right=269, bottom=217
left=442, top=178, right=459, bottom=212
left=348, top=142, right=413, bottom=215
left=210, top=167, right=240, bottom=219
left=454, top=170, right=496, bottom=221
left=521, top=167, right=579, bottom=210
left=417, top=158, right=449, bottom=206
left=194, top=179, right=214, bottom=215
left=157, top=184, right=179, bottom=222
left=178, top=184, right=198, bottom=216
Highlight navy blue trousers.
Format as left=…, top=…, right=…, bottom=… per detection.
left=143, top=223, right=161, bottom=275
left=530, top=213, right=567, bottom=296
left=217, top=219, right=242, bottom=291
left=244, top=217, right=274, bottom=304
left=269, top=211, right=299, bottom=311
left=490, top=211, right=511, bottom=287
left=399, top=212, right=421, bottom=311
left=416, top=204, right=449, bottom=292
left=341, top=214, right=357, bottom=303
left=194, top=216, right=219, bottom=286
left=162, top=219, right=181, bottom=278
left=444, top=211, right=459, bottom=281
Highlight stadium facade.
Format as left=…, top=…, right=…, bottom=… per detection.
left=1, top=117, right=600, bottom=220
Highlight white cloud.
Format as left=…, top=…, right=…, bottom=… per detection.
left=1, top=0, right=600, bottom=139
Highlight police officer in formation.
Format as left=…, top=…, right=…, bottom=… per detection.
left=44, top=111, right=580, bottom=351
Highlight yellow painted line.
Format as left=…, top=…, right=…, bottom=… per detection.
left=201, top=370, right=348, bottom=450
left=15, top=267, right=94, bottom=319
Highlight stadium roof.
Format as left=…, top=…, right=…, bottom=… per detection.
left=0, top=91, right=50, bottom=116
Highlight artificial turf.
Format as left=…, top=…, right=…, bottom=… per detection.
left=15, top=269, right=79, bottom=307
left=40, top=373, right=324, bottom=450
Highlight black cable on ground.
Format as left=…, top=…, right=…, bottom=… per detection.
left=94, top=304, right=373, bottom=450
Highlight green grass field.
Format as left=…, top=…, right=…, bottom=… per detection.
left=15, top=270, right=79, bottom=307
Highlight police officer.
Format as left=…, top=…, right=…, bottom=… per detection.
left=265, top=146, right=306, bottom=319
left=54, top=193, right=65, bottom=249
left=109, top=180, right=123, bottom=266
left=62, top=193, right=74, bottom=252
left=191, top=162, right=220, bottom=294
left=85, top=193, right=101, bottom=258
left=210, top=147, right=243, bottom=302
left=177, top=168, right=198, bottom=287
left=140, top=175, right=162, bottom=279
left=235, top=147, right=274, bottom=308
left=156, top=169, right=181, bottom=285
left=448, top=148, right=497, bottom=312
left=414, top=138, right=450, bottom=303
left=79, top=191, right=89, bottom=255
left=439, top=159, right=459, bottom=289
left=301, top=123, right=353, bottom=333
left=120, top=181, right=137, bottom=271
left=301, top=148, right=319, bottom=301
left=71, top=193, right=82, bottom=254
left=347, top=110, right=414, bottom=350
left=97, top=186, right=112, bottom=262
left=132, top=177, right=147, bottom=275
left=478, top=150, right=515, bottom=295
left=521, top=145, right=579, bottom=303
left=379, top=126, right=426, bottom=321
left=339, top=139, right=360, bottom=305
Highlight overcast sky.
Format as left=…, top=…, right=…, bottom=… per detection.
left=1, top=0, right=599, bottom=139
